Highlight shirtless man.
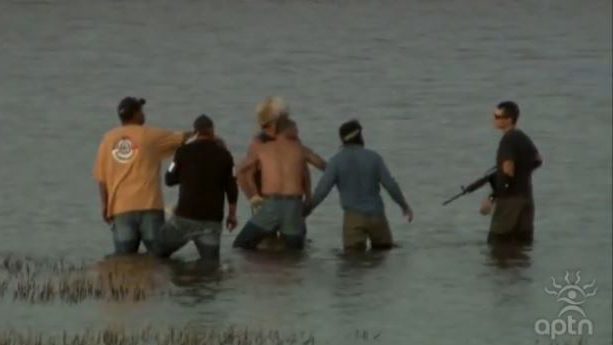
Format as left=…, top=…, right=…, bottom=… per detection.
left=237, top=97, right=325, bottom=211
left=232, top=116, right=311, bottom=250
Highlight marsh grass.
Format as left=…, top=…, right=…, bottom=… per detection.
left=1, top=255, right=86, bottom=277
left=0, top=327, right=596, bottom=345
left=1, top=255, right=172, bottom=303
left=0, top=326, right=317, bottom=345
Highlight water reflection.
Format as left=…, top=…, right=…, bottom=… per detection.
left=485, top=243, right=533, bottom=269
left=161, top=257, right=228, bottom=307
left=334, top=249, right=390, bottom=276
left=165, top=257, right=225, bottom=286
left=332, top=249, right=390, bottom=302
left=93, top=254, right=226, bottom=305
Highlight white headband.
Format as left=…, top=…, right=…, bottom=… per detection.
left=343, top=129, right=361, bottom=141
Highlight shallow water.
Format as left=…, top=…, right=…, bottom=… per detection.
left=0, top=0, right=611, bottom=344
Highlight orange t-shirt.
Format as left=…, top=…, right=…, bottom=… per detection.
left=93, top=125, right=184, bottom=217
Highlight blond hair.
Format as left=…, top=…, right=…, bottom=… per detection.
left=256, top=96, right=289, bottom=127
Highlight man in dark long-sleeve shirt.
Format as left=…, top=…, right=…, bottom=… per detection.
left=155, top=114, right=238, bottom=261
left=305, top=120, right=413, bottom=251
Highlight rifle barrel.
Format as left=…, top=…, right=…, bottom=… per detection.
left=442, top=166, right=497, bottom=206
left=442, top=191, right=465, bottom=206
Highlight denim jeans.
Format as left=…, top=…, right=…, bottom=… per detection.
left=233, top=197, right=305, bottom=250
left=155, top=216, right=223, bottom=260
left=111, top=210, right=165, bottom=254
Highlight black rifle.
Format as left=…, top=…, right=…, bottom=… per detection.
left=442, top=167, right=497, bottom=206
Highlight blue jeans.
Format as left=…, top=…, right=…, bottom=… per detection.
left=111, top=210, right=165, bottom=254
left=155, top=216, right=223, bottom=260
left=233, top=197, right=305, bottom=250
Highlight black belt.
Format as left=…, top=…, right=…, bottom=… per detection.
left=262, top=194, right=302, bottom=200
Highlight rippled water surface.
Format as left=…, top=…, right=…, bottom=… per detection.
left=0, top=1, right=611, bottom=344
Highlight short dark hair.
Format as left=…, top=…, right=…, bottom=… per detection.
left=193, top=114, right=214, bottom=135
left=497, top=101, right=520, bottom=124
left=117, top=97, right=145, bottom=123
left=339, top=119, right=364, bottom=146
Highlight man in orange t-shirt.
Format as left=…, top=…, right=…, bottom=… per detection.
left=93, top=97, right=190, bottom=254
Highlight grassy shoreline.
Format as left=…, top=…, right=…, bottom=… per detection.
left=0, top=326, right=318, bottom=345
left=1, top=254, right=175, bottom=303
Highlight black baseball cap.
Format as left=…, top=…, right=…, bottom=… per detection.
left=117, top=97, right=146, bottom=119
left=193, top=114, right=214, bottom=133
left=339, top=119, right=362, bottom=143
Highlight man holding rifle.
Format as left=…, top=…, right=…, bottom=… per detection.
left=481, top=101, right=542, bottom=245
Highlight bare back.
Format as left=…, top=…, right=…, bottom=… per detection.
left=256, top=138, right=307, bottom=196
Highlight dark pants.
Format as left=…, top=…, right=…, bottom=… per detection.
left=488, top=196, right=535, bottom=245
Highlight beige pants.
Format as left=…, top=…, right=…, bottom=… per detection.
left=343, top=212, right=393, bottom=250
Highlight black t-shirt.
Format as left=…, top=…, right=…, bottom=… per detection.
left=495, top=129, right=540, bottom=198
left=165, top=139, right=238, bottom=222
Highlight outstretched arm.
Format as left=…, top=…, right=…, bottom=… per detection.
left=303, top=146, right=327, bottom=171
left=308, top=159, right=337, bottom=213
left=152, top=129, right=193, bottom=158
left=236, top=151, right=260, bottom=174
left=378, top=157, right=412, bottom=218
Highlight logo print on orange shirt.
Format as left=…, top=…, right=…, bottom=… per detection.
left=112, top=137, right=138, bottom=163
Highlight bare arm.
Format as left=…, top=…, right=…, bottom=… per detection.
left=303, top=146, right=327, bottom=171
left=237, top=153, right=260, bottom=174
left=237, top=150, right=261, bottom=197
left=237, top=167, right=259, bottom=199
left=303, top=162, right=312, bottom=203
left=236, top=139, right=262, bottom=174
left=237, top=141, right=263, bottom=198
